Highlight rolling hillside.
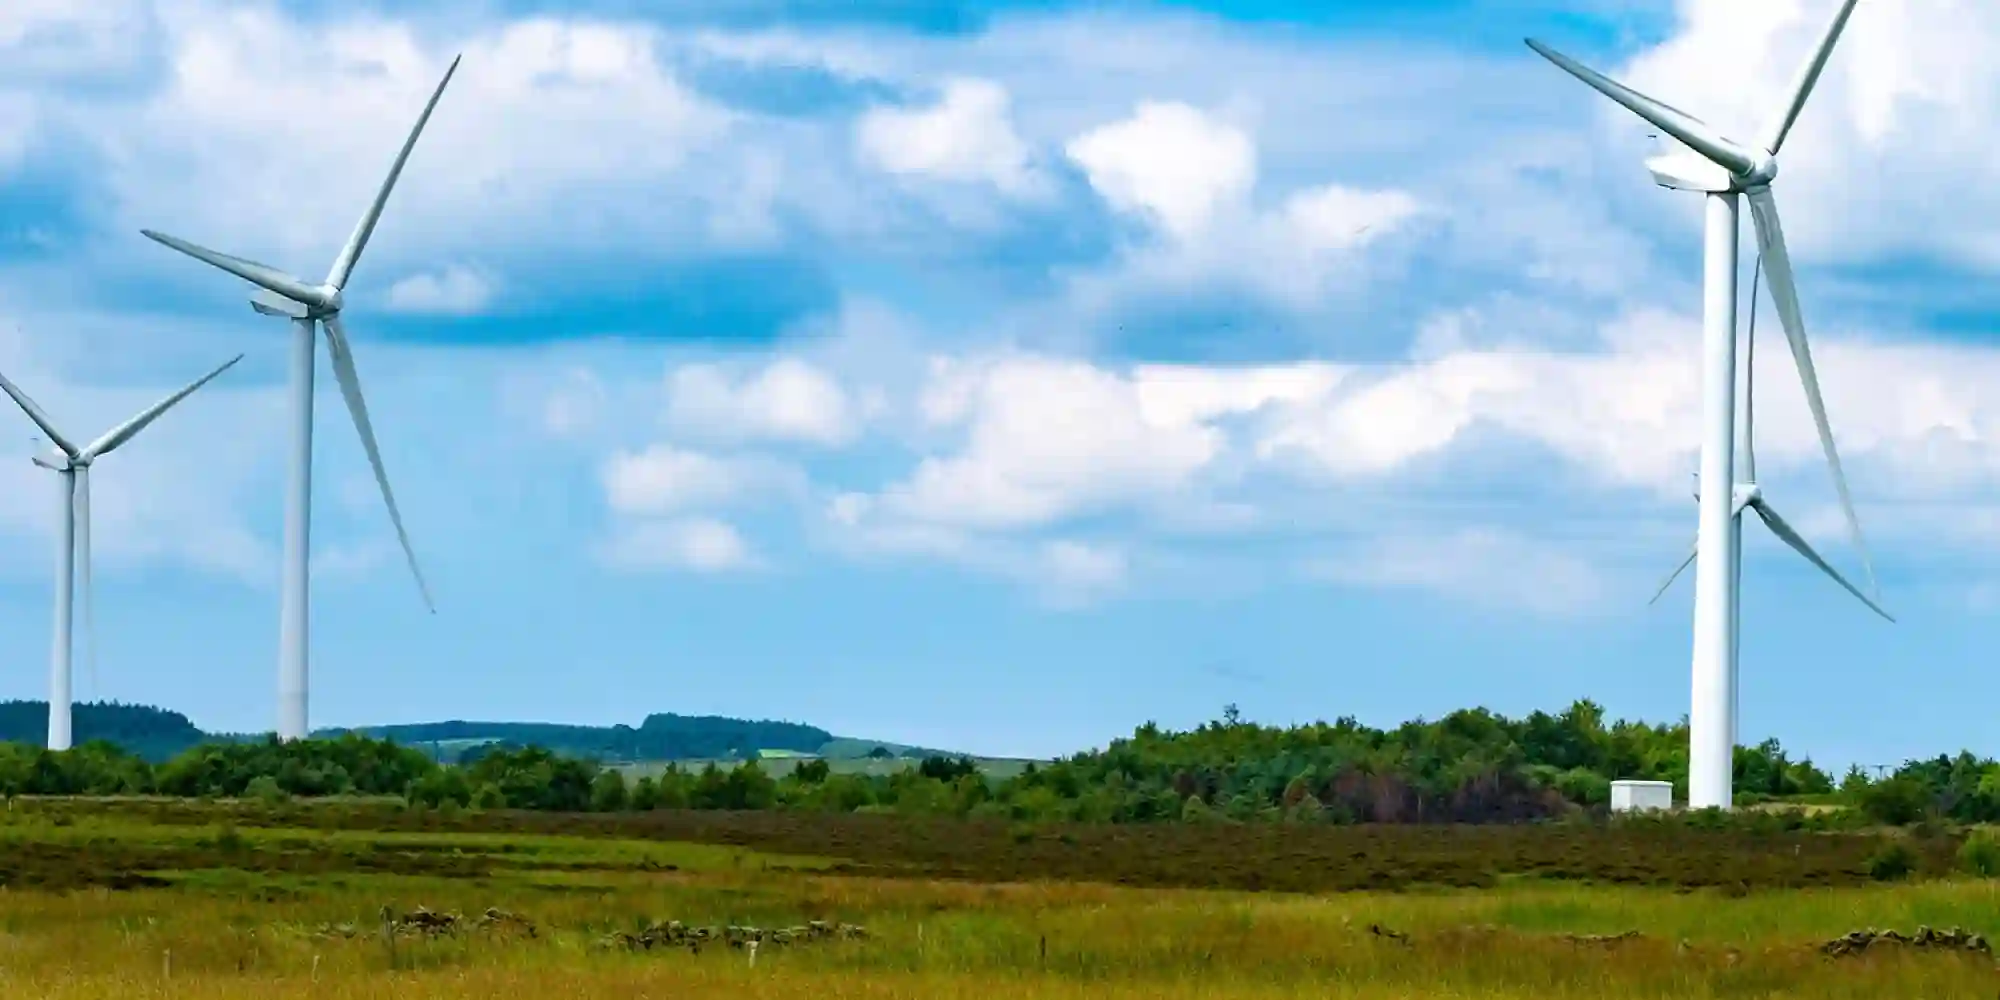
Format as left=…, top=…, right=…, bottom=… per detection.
left=0, top=701, right=994, bottom=766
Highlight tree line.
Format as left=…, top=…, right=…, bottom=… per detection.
left=0, top=699, right=1990, bottom=827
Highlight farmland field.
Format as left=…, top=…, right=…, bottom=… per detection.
left=2, top=799, right=1998, bottom=998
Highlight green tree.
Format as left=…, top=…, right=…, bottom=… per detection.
left=590, top=769, right=629, bottom=812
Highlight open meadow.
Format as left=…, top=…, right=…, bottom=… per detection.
left=2, top=798, right=1998, bottom=998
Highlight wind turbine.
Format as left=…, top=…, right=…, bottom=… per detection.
left=1527, top=0, right=1889, bottom=809
left=138, top=56, right=457, bottom=741
left=0, top=355, right=243, bottom=750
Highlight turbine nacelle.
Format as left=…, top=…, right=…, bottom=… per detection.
left=250, top=288, right=331, bottom=320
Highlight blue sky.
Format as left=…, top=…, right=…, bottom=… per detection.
left=0, top=0, right=1996, bottom=770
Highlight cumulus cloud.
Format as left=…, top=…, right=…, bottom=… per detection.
left=1060, top=99, right=1428, bottom=311
left=1065, top=101, right=1256, bottom=240
left=62, top=7, right=739, bottom=274
left=855, top=77, right=1040, bottom=196
left=864, top=352, right=1329, bottom=531
left=599, top=516, right=757, bottom=572
left=600, top=444, right=803, bottom=516
left=385, top=265, right=497, bottom=315
left=664, top=356, right=863, bottom=447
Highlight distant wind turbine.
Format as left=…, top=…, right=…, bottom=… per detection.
left=1527, top=0, right=1888, bottom=809
left=138, top=55, right=460, bottom=741
left=0, top=355, right=243, bottom=750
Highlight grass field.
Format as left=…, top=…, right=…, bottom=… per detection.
left=2, top=799, right=1996, bottom=998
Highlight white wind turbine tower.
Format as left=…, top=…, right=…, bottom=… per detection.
left=139, top=56, right=459, bottom=741
left=1526, top=0, right=1890, bottom=810
left=0, top=355, right=243, bottom=750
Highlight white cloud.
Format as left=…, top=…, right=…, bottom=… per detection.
left=1279, top=183, right=1425, bottom=253
left=599, top=516, right=757, bottom=572
left=600, top=444, right=801, bottom=516
left=665, top=356, right=862, bottom=447
left=385, top=265, right=496, bottom=315
left=1059, top=99, right=1429, bottom=311
left=855, top=77, right=1039, bottom=196
left=821, top=494, right=1129, bottom=607
left=66, top=7, right=737, bottom=273
left=816, top=295, right=2000, bottom=611
left=870, top=353, right=1316, bottom=531
left=1038, top=539, right=1127, bottom=607
left=1065, top=101, right=1256, bottom=239
left=0, top=0, right=154, bottom=80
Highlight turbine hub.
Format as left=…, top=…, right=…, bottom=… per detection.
left=317, top=286, right=345, bottom=313
left=1738, top=150, right=1779, bottom=188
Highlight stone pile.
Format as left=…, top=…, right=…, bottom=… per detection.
left=310, top=905, right=539, bottom=940
left=1820, top=925, right=1991, bottom=958
left=1559, top=930, right=1643, bottom=946
left=601, top=918, right=869, bottom=953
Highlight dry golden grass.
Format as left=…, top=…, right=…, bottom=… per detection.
left=2, top=812, right=1998, bottom=998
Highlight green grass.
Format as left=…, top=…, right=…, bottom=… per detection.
left=2, top=803, right=1998, bottom=998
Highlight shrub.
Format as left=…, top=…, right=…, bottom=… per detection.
left=1859, top=778, right=1930, bottom=827
left=471, top=782, right=505, bottom=810
left=1866, top=840, right=1917, bottom=881
left=244, top=775, right=288, bottom=805
left=1958, top=832, right=2000, bottom=877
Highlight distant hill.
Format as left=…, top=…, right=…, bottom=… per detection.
left=0, top=701, right=236, bottom=761
left=323, top=714, right=838, bottom=763
left=0, top=701, right=970, bottom=765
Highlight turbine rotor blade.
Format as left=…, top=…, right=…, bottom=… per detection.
left=321, top=315, right=435, bottom=611
left=1523, top=39, right=1757, bottom=176
left=1743, top=252, right=1762, bottom=481
left=1648, top=537, right=1698, bottom=605
left=140, top=230, right=331, bottom=310
left=79, top=354, right=244, bottom=460
left=75, top=466, right=95, bottom=698
left=1761, top=0, right=1864, bottom=156
left=0, top=368, right=78, bottom=456
left=1654, top=489, right=1756, bottom=605
left=1744, top=185, right=1880, bottom=599
left=325, top=54, right=462, bottom=290
left=1749, top=496, right=1893, bottom=622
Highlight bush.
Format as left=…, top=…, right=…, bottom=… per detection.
left=471, top=782, right=506, bottom=810
left=243, top=774, right=288, bottom=805
left=589, top=770, right=628, bottom=812
left=1958, top=832, right=2000, bottom=877
left=1866, top=840, right=1917, bottom=881
left=1859, top=778, right=1931, bottom=827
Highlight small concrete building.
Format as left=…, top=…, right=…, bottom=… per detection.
left=1609, top=779, right=1674, bottom=813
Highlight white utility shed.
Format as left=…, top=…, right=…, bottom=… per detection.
left=1609, top=779, right=1674, bottom=813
